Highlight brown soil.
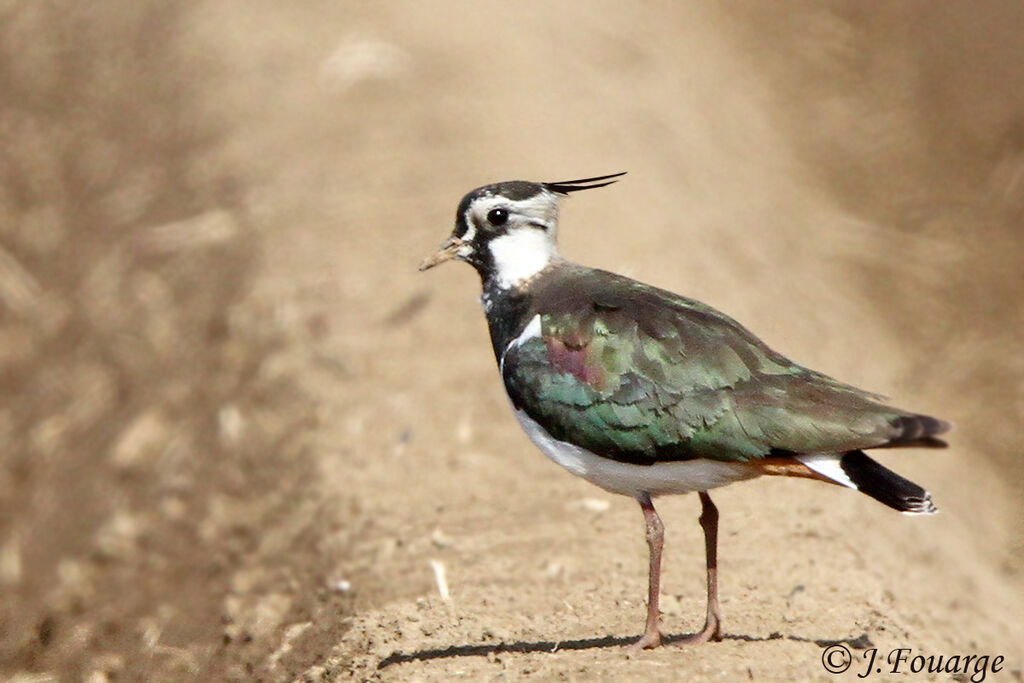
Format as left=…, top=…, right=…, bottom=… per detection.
left=2, top=2, right=1023, bottom=681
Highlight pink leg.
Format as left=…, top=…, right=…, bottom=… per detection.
left=629, top=493, right=664, bottom=651
left=629, top=491, right=723, bottom=652
left=678, top=491, right=723, bottom=644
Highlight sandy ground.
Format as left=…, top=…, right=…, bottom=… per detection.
left=2, top=2, right=1024, bottom=681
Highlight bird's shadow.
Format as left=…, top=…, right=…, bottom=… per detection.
left=377, top=631, right=873, bottom=669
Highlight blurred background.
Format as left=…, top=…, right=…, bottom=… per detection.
left=1, top=1, right=1022, bottom=681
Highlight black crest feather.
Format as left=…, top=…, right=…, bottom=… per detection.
left=543, top=172, right=626, bottom=194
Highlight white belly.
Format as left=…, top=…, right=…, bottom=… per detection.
left=513, top=409, right=760, bottom=498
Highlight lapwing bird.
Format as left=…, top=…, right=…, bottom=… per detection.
left=419, top=173, right=949, bottom=651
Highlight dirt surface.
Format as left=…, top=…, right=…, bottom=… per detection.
left=2, top=2, right=1023, bottom=681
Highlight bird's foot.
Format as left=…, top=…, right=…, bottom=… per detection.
left=675, top=613, right=722, bottom=645
left=627, top=628, right=663, bottom=654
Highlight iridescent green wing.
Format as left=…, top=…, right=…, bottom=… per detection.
left=503, top=276, right=937, bottom=465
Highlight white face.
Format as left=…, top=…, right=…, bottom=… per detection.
left=487, top=228, right=559, bottom=289
left=463, top=191, right=562, bottom=289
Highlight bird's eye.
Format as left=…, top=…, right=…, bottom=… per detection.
left=487, top=208, right=509, bottom=226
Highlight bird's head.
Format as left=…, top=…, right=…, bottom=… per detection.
left=420, top=173, right=625, bottom=290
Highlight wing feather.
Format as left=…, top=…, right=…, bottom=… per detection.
left=502, top=267, right=948, bottom=465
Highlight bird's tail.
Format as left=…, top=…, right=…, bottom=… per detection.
left=796, top=451, right=937, bottom=515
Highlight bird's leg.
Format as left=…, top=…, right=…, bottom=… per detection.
left=629, top=493, right=665, bottom=651
left=678, top=490, right=723, bottom=643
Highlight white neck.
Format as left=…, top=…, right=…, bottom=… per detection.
left=487, top=228, right=559, bottom=290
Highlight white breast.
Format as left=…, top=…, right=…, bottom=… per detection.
left=512, top=409, right=761, bottom=498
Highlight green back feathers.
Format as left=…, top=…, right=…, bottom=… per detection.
left=502, top=265, right=939, bottom=465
